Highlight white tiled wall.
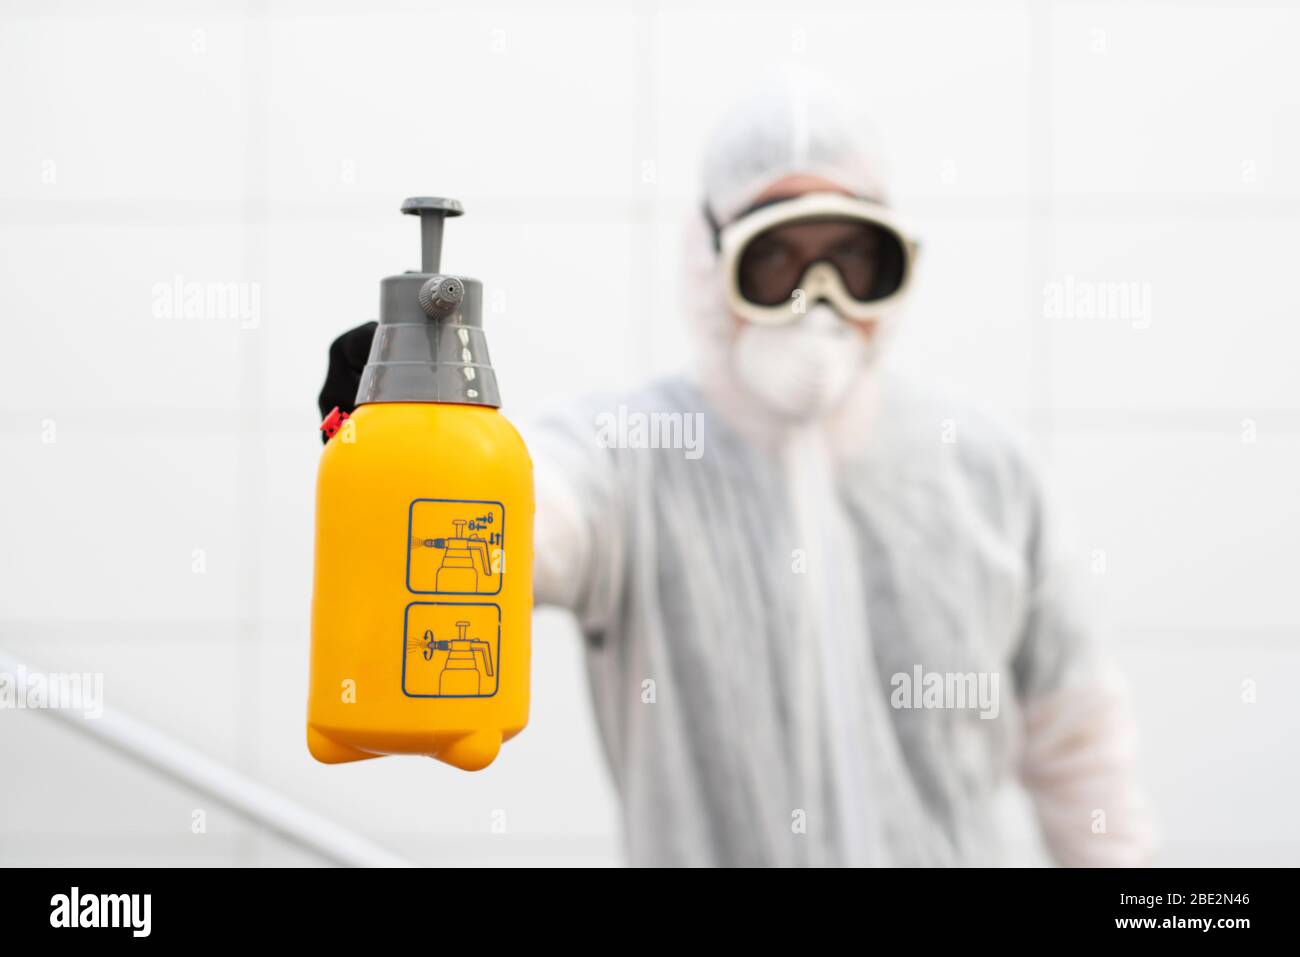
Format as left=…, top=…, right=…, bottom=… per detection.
left=2, top=0, right=1297, bottom=866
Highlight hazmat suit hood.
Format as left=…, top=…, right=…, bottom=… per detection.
left=685, top=68, right=899, bottom=453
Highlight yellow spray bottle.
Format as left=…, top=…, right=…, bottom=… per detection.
left=307, top=197, right=532, bottom=771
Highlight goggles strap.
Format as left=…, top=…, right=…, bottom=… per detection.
left=702, top=202, right=723, bottom=254
left=703, top=195, right=834, bottom=255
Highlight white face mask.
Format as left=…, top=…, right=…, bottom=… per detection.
left=731, top=304, right=871, bottom=421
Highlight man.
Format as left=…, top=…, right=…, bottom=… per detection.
left=320, top=72, right=1151, bottom=867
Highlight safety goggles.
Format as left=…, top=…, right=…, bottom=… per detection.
left=709, top=192, right=918, bottom=326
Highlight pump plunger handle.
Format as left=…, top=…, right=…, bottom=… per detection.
left=401, top=196, right=464, bottom=273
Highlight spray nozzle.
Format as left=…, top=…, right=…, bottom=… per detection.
left=418, top=275, right=465, bottom=319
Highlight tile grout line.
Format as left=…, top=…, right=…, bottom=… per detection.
left=1027, top=0, right=1055, bottom=448
left=235, top=0, right=272, bottom=868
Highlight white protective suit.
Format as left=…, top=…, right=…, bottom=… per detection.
left=528, top=72, right=1152, bottom=867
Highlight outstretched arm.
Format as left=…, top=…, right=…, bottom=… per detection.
left=525, top=408, right=628, bottom=636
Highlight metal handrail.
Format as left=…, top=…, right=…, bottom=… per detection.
left=0, top=651, right=408, bottom=868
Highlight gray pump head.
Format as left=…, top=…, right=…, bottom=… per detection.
left=354, top=197, right=501, bottom=408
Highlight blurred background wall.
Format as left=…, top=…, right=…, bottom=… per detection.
left=2, top=0, right=1298, bottom=866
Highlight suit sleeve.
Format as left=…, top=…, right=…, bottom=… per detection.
left=524, top=409, right=629, bottom=642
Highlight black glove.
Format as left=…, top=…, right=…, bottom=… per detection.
left=318, top=321, right=377, bottom=442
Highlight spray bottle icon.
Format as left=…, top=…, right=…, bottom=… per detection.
left=422, top=620, right=495, bottom=696
left=432, top=519, right=493, bottom=592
